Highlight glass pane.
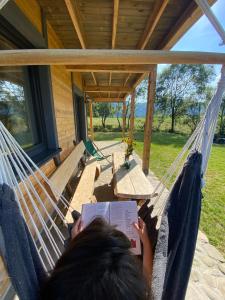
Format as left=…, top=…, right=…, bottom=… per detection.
left=0, top=66, right=39, bottom=149
left=0, top=35, right=40, bottom=149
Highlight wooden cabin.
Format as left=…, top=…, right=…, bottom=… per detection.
left=0, top=0, right=224, bottom=298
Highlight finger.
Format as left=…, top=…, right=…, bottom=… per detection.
left=78, top=220, right=84, bottom=232
left=139, top=218, right=144, bottom=229
left=74, top=216, right=82, bottom=231
left=133, top=222, right=139, bottom=231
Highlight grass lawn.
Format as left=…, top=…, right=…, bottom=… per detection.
left=93, top=129, right=225, bottom=256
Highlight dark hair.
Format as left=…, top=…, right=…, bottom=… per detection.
left=40, top=218, right=149, bottom=300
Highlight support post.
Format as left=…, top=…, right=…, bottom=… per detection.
left=89, top=100, right=94, bottom=140
left=142, top=66, right=157, bottom=175
left=129, top=91, right=136, bottom=140
left=122, top=101, right=126, bottom=138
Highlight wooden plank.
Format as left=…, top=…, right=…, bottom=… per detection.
left=113, top=152, right=154, bottom=199
left=129, top=91, right=135, bottom=140
left=142, top=68, right=157, bottom=175
left=122, top=101, right=126, bottom=138
left=112, top=0, right=119, bottom=48
left=1, top=49, right=225, bottom=66
left=67, top=64, right=153, bottom=73
left=137, top=0, right=169, bottom=49
left=64, top=0, right=97, bottom=85
left=64, top=0, right=86, bottom=48
left=84, top=85, right=132, bottom=93
left=65, top=161, right=99, bottom=222
left=94, top=97, right=124, bottom=102
left=50, top=141, right=85, bottom=195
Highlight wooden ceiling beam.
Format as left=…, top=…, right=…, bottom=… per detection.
left=84, top=85, right=132, bottom=93
left=123, top=0, right=168, bottom=96
left=94, top=98, right=124, bottom=102
left=1, top=49, right=225, bottom=66
left=64, top=0, right=97, bottom=85
left=66, top=64, right=154, bottom=73
left=112, top=0, right=120, bottom=100
left=137, top=0, right=169, bottom=50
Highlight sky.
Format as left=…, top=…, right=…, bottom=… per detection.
left=157, top=0, right=225, bottom=82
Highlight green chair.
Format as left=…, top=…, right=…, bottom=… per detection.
left=84, top=139, right=111, bottom=163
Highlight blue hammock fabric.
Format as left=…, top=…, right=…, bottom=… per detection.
left=151, top=151, right=202, bottom=300
left=0, top=184, right=46, bottom=300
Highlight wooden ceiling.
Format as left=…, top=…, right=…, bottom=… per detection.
left=38, top=0, right=215, bottom=102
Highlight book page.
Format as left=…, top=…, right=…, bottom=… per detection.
left=109, top=201, right=141, bottom=255
left=81, top=202, right=110, bottom=227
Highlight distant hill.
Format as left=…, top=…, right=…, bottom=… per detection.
left=135, top=102, right=146, bottom=117
left=112, top=102, right=146, bottom=117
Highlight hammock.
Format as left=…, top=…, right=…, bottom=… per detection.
left=0, top=64, right=224, bottom=298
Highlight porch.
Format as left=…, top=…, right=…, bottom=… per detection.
left=0, top=0, right=225, bottom=299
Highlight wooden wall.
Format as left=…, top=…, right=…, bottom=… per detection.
left=0, top=0, right=83, bottom=298
left=47, top=22, right=81, bottom=160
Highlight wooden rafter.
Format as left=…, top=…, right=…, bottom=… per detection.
left=137, top=0, right=169, bottom=50
left=112, top=0, right=119, bottom=100
left=64, top=0, right=97, bottom=85
left=123, top=0, right=168, bottom=97
left=1, top=49, right=225, bottom=66
left=66, top=65, right=154, bottom=73
left=112, top=0, right=119, bottom=49
left=94, top=97, right=124, bottom=102
left=84, top=85, right=132, bottom=93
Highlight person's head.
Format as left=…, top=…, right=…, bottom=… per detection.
left=41, top=218, right=149, bottom=300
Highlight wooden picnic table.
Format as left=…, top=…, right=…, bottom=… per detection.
left=112, top=151, right=154, bottom=200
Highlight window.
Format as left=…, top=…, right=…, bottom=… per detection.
left=0, top=18, right=59, bottom=165
left=0, top=66, right=40, bottom=149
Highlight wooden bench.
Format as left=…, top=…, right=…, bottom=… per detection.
left=50, top=141, right=100, bottom=222
left=65, top=161, right=100, bottom=222
left=50, top=141, right=86, bottom=196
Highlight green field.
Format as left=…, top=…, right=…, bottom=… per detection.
left=91, top=118, right=225, bottom=256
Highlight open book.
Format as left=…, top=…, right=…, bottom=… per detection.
left=81, top=201, right=141, bottom=255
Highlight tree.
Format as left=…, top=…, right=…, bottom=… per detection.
left=115, top=103, right=122, bottom=129
left=156, top=64, right=215, bottom=132
left=93, top=103, right=112, bottom=128
left=183, top=86, right=214, bottom=133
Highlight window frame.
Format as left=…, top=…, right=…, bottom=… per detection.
left=0, top=12, right=60, bottom=166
